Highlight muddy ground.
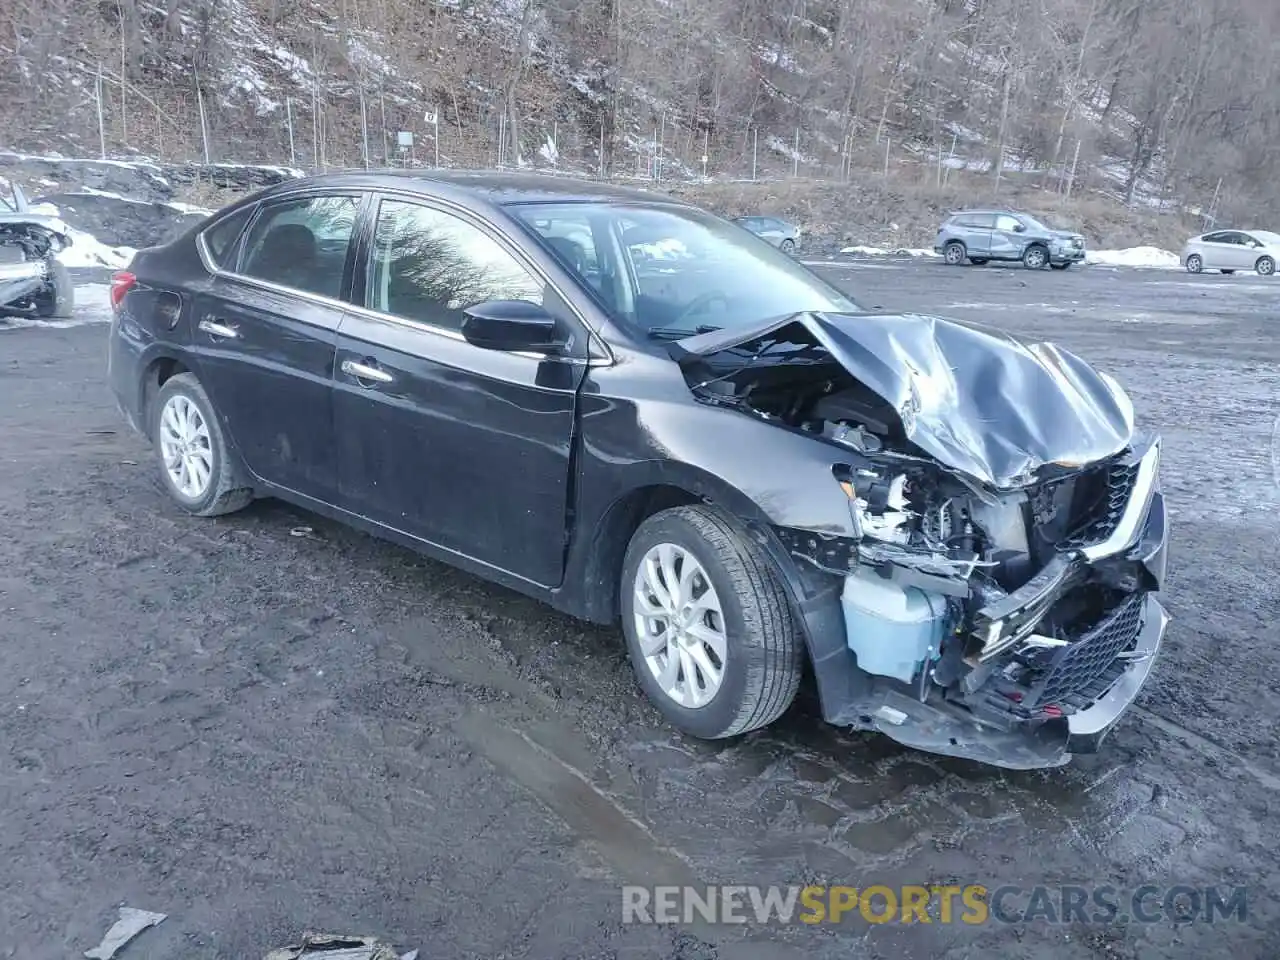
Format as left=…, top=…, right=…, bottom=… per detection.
left=1, top=260, right=1277, bottom=960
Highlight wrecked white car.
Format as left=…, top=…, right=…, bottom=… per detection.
left=108, top=178, right=1166, bottom=770
left=0, top=184, right=74, bottom=320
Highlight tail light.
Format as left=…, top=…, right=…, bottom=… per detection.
left=110, top=271, right=136, bottom=312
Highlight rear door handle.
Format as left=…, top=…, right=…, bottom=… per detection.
left=198, top=319, right=239, bottom=339
left=341, top=359, right=394, bottom=384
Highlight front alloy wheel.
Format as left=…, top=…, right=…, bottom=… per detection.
left=1023, top=245, right=1049, bottom=269
left=631, top=543, right=727, bottom=708
left=1257, top=256, right=1275, bottom=276
left=1186, top=254, right=1203, bottom=274
left=620, top=505, right=803, bottom=739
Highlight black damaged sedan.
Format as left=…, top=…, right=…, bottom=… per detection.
left=107, top=172, right=1169, bottom=770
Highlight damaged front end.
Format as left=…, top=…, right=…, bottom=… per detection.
left=0, top=194, right=74, bottom=319
left=672, top=311, right=1170, bottom=770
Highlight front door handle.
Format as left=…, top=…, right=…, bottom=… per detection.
left=198, top=319, right=239, bottom=339
left=341, top=359, right=394, bottom=384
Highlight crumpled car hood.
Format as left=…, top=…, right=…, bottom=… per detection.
left=670, top=311, right=1136, bottom=489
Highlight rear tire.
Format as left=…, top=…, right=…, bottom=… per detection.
left=943, top=241, right=967, bottom=266
left=150, top=373, right=254, bottom=518
left=1023, top=245, right=1049, bottom=269
left=1256, top=256, right=1275, bottom=276
left=1186, top=254, right=1203, bottom=274
left=779, top=238, right=797, bottom=255
left=619, top=505, right=803, bottom=739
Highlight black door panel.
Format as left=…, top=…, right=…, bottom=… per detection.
left=190, top=192, right=364, bottom=501
left=333, top=195, right=585, bottom=588
left=192, top=282, right=343, bottom=499
left=334, top=311, right=582, bottom=588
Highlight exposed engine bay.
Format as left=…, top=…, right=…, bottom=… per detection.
left=672, top=312, right=1166, bottom=766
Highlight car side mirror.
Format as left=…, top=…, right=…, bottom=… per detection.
left=461, top=299, right=566, bottom=353
left=1013, top=223, right=1027, bottom=233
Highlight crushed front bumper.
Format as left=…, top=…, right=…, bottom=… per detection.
left=853, top=593, right=1167, bottom=770
left=800, top=437, right=1170, bottom=770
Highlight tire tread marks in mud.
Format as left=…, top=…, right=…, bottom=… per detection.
left=152, top=372, right=254, bottom=518
left=623, top=505, right=803, bottom=739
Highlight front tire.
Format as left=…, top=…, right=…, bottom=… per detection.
left=620, top=505, right=803, bottom=739
left=1186, top=254, right=1203, bottom=274
left=150, top=373, right=253, bottom=517
left=34, top=260, right=74, bottom=318
left=1256, top=256, right=1275, bottom=276
left=780, top=238, right=797, bottom=255
left=943, top=241, right=967, bottom=265
left=1023, top=244, right=1049, bottom=269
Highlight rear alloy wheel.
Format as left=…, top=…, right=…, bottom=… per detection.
left=151, top=373, right=253, bottom=517
left=779, top=238, right=797, bottom=255
left=1186, top=254, right=1203, bottom=274
left=943, top=241, right=967, bottom=265
left=620, top=505, right=803, bottom=739
left=1022, top=245, right=1049, bottom=269
left=1256, top=256, right=1275, bottom=276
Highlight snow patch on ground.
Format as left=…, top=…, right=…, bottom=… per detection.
left=1086, top=247, right=1181, bottom=269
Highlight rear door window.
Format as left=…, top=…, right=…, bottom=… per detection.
left=201, top=205, right=255, bottom=269
left=237, top=194, right=360, bottom=300
left=956, top=213, right=996, bottom=229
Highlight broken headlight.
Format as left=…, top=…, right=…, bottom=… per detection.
left=839, top=468, right=913, bottom=544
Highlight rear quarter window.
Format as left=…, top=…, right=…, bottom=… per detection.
left=200, top=205, right=255, bottom=269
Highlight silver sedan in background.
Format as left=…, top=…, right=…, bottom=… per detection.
left=1182, top=229, right=1280, bottom=275
left=734, top=216, right=801, bottom=254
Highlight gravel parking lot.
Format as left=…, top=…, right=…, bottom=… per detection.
left=2, top=261, right=1277, bottom=960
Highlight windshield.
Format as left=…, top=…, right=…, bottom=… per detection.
left=507, top=201, right=859, bottom=337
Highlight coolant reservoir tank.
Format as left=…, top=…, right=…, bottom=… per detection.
left=840, top=569, right=948, bottom=684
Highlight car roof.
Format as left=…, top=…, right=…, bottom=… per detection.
left=253, top=169, right=688, bottom=207
left=951, top=209, right=1020, bottom=216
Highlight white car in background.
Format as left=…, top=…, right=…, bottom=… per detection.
left=1182, top=229, right=1280, bottom=276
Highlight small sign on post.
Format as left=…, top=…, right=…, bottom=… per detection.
left=396, top=131, right=414, bottom=167
left=424, top=108, right=441, bottom=167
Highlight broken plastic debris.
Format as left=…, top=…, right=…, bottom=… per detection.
left=263, top=933, right=404, bottom=960
left=84, top=906, right=167, bottom=959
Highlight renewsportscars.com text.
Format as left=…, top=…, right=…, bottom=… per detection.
left=621, top=884, right=1248, bottom=926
